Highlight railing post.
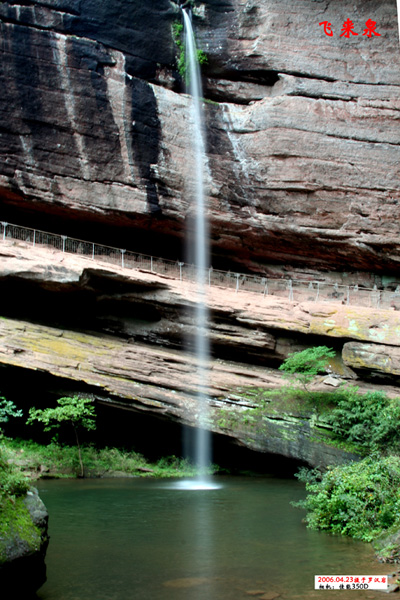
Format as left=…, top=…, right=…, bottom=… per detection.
left=150, top=256, right=153, bottom=272
left=1, top=222, right=8, bottom=241
left=33, top=230, right=36, bottom=247
left=61, top=235, right=67, bottom=253
left=92, top=243, right=95, bottom=260
left=178, top=262, right=184, bottom=281
left=120, top=249, right=126, bottom=268
left=263, top=279, right=268, bottom=296
left=235, top=273, right=240, bottom=293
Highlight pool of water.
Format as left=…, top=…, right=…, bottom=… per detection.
left=35, top=476, right=389, bottom=600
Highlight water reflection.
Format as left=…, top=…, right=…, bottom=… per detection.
left=36, top=477, right=390, bottom=600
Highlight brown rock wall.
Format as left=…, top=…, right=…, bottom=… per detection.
left=343, top=341, right=400, bottom=377
left=0, top=0, right=399, bottom=273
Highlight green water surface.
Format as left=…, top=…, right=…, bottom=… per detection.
left=35, top=476, right=389, bottom=600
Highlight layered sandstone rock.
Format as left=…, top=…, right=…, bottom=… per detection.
left=343, top=342, right=400, bottom=378
left=0, top=0, right=399, bottom=273
left=1, top=241, right=400, bottom=466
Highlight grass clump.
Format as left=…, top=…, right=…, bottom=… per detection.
left=2, top=438, right=216, bottom=480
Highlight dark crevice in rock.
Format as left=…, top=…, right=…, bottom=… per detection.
left=210, top=68, right=337, bottom=85
left=282, top=70, right=337, bottom=83
left=209, top=69, right=280, bottom=86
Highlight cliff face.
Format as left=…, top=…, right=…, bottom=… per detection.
left=0, top=0, right=400, bottom=467
left=0, top=0, right=399, bottom=272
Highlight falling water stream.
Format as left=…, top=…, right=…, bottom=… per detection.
left=182, top=9, right=212, bottom=484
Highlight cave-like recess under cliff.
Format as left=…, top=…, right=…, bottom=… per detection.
left=0, top=0, right=400, bottom=468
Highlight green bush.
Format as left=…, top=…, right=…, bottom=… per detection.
left=0, top=396, right=23, bottom=431
left=294, top=455, right=400, bottom=542
left=279, top=346, right=336, bottom=391
left=327, top=388, right=400, bottom=452
left=1, top=439, right=218, bottom=479
left=27, top=395, right=96, bottom=477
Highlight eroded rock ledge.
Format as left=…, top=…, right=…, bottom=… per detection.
left=1, top=243, right=400, bottom=468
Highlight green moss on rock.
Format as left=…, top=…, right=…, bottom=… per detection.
left=0, top=496, right=42, bottom=564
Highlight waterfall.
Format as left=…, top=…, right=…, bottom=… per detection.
left=182, top=9, right=212, bottom=483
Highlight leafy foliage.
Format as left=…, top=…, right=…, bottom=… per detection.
left=0, top=396, right=23, bottom=429
left=1, top=438, right=218, bottom=480
left=27, top=395, right=95, bottom=432
left=172, top=21, right=186, bottom=78
left=327, top=388, right=400, bottom=452
left=27, top=396, right=96, bottom=477
left=0, top=447, right=29, bottom=498
left=279, top=346, right=336, bottom=390
left=196, top=49, right=208, bottom=65
left=172, top=19, right=208, bottom=80
left=294, top=455, right=400, bottom=542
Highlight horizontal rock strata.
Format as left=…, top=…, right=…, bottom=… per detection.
left=1, top=242, right=400, bottom=467
left=343, top=342, right=400, bottom=378
left=0, top=0, right=399, bottom=273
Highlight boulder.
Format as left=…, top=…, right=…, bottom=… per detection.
left=0, top=488, right=49, bottom=596
left=343, top=342, right=400, bottom=378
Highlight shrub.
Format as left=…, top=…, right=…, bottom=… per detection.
left=327, top=388, right=400, bottom=452
left=0, top=397, right=22, bottom=432
left=294, top=455, right=400, bottom=542
left=279, top=346, right=336, bottom=391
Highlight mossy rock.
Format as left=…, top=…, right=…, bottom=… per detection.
left=0, top=488, right=49, bottom=595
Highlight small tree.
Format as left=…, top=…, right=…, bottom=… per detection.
left=279, top=346, right=336, bottom=391
left=27, top=396, right=96, bottom=477
left=0, top=396, right=23, bottom=433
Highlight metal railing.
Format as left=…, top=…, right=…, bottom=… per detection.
left=1, top=220, right=400, bottom=310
